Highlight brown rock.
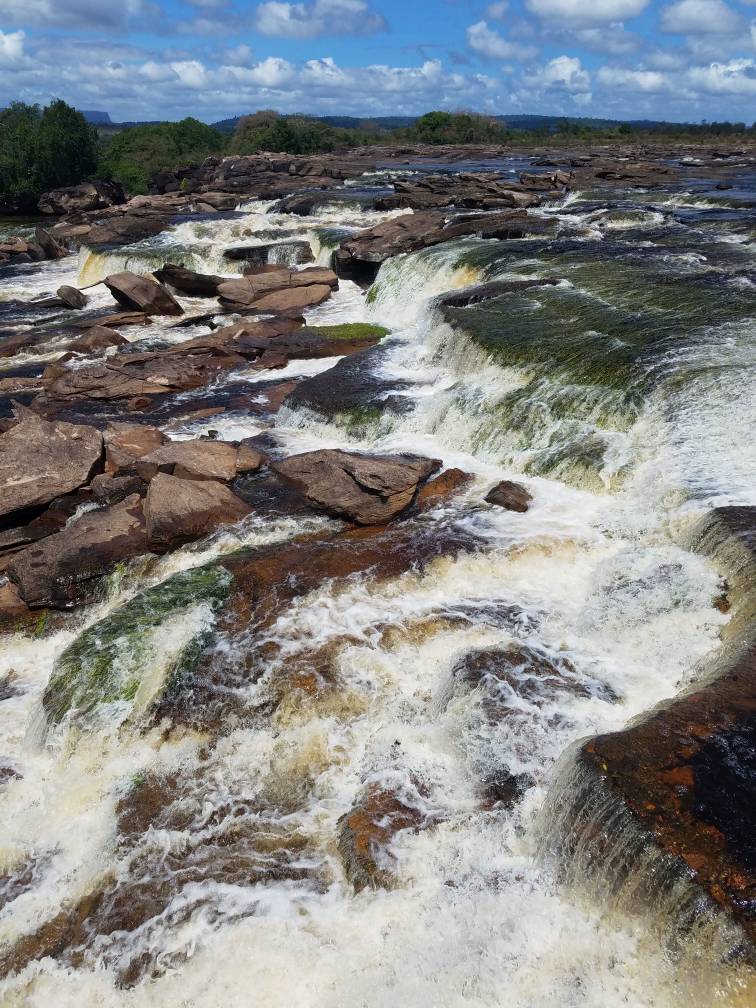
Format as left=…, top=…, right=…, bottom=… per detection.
left=0, top=408, right=103, bottom=522
left=271, top=449, right=441, bottom=525
left=67, top=327, right=127, bottom=353
left=248, top=284, right=333, bottom=314
left=0, top=580, right=28, bottom=618
left=153, top=263, right=225, bottom=297
left=104, top=423, right=168, bottom=473
left=236, top=443, right=266, bottom=474
left=57, top=285, right=88, bottom=309
left=485, top=480, right=533, bottom=513
left=135, top=441, right=239, bottom=482
left=103, top=272, right=184, bottom=317
left=89, top=473, right=147, bottom=505
left=7, top=495, right=149, bottom=608
left=33, top=226, right=68, bottom=260
left=144, top=473, right=251, bottom=549
left=415, top=468, right=473, bottom=509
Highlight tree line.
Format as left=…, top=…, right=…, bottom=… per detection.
left=2, top=99, right=754, bottom=204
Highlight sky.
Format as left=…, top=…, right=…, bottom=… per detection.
left=1, top=0, right=755, bottom=124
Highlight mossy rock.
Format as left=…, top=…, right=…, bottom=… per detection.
left=309, top=323, right=390, bottom=342
left=43, top=565, right=231, bottom=726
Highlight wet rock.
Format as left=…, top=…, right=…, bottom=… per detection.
left=7, top=495, right=149, bottom=608
left=338, top=784, right=427, bottom=891
left=216, top=267, right=338, bottom=309
left=33, top=226, right=69, bottom=260
left=135, top=440, right=239, bottom=482
left=247, top=283, right=333, bottom=315
left=485, top=480, right=533, bottom=513
left=0, top=407, right=103, bottom=523
left=57, top=285, right=88, bottom=310
left=81, top=311, right=153, bottom=329
left=222, top=240, right=314, bottom=265
left=334, top=209, right=545, bottom=280
left=0, top=580, right=28, bottom=619
left=414, top=468, right=473, bottom=509
left=38, top=180, right=126, bottom=215
left=104, top=423, right=168, bottom=473
left=271, top=449, right=441, bottom=525
left=89, top=473, right=147, bottom=505
left=435, top=277, right=559, bottom=311
left=375, top=172, right=543, bottom=211
left=144, top=473, right=251, bottom=550
left=153, top=263, right=225, bottom=298
left=103, top=272, right=184, bottom=317
left=66, top=327, right=127, bottom=353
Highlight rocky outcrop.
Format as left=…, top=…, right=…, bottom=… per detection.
left=485, top=480, right=533, bottom=512
left=374, top=172, right=548, bottom=212
left=0, top=408, right=102, bottom=523
left=134, top=441, right=240, bottom=482
left=271, top=450, right=441, bottom=525
left=223, top=241, right=314, bottom=265
left=105, top=424, right=168, bottom=472
left=37, top=180, right=126, bottom=216
left=215, top=266, right=337, bottom=310
left=334, top=210, right=549, bottom=279
left=152, top=264, right=224, bottom=297
left=563, top=507, right=756, bottom=951
left=144, top=473, right=251, bottom=550
left=103, top=272, right=184, bottom=317
left=0, top=228, right=70, bottom=269
left=7, top=495, right=149, bottom=608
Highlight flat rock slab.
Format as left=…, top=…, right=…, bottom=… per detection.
left=153, top=264, right=225, bottom=297
left=103, top=272, right=184, bottom=317
left=7, top=494, right=149, bottom=608
left=135, top=441, right=239, bottom=482
left=0, top=408, right=103, bottom=522
left=105, top=423, right=168, bottom=472
left=271, top=449, right=442, bottom=524
left=145, top=473, right=251, bottom=550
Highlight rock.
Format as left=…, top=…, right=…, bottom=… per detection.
left=0, top=408, right=103, bottom=522
left=81, top=311, right=153, bottom=329
left=215, top=267, right=338, bottom=308
left=236, top=442, right=266, bottom=474
left=33, top=227, right=69, bottom=260
left=246, top=284, right=333, bottom=314
left=144, top=473, right=251, bottom=550
left=66, top=327, right=128, bottom=353
left=434, top=278, right=560, bottom=311
left=153, top=264, right=225, bottom=298
left=103, top=272, right=184, bottom=317
left=104, top=423, right=168, bottom=473
left=89, top=473, right=147, bottom=505
left=415, top=468, right=473, bottom=509
left=485, top=480, right=533, bottom=513
left=135, top=440, right=239, bottom=482
left=7, top=495, right=149, bottom=608
left=338, top=784, right=427, bottom=891
left=222, top=240, right=314, bottom=265
left=0, top=579, right=28, bottom=619
left=271, top=449, right=441, bottom=525
left=57, top=285, right=88, bottom=309
left=375, top=172, right=543, bottom=212
left=38, top=180, right=126, bottom=215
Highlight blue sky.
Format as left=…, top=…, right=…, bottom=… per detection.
left=1, top=0, right=755, bottom=123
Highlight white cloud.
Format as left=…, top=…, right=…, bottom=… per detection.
left=525, top=0, right=650, bottom=26
left=467, top=21, right=539, bottom=60
left=169, top=59, right=209, bottom=88
left=524, top=54, right=592, bottom=102
left=0, top=29, right=26, bottom=68
left=686, top=58, right=756, bottom=94
left=254, top=0, right=387, bottom=39
left=660, top=0, right=744, bottom=34
left=486, top=1, right=509, bottom=17
left=597, top=65, right=671, bottom=90
left=2, top=0, right=146, bottom=29
left=570, top=23, right=641, bottom=54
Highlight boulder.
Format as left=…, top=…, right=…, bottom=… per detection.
left=485, top=480, right=533, bottom=513
left=144, top=473, right=251, bottom=550
left=215, top=267, right=338, bottom=308
left=271, top=449, right=442, bottom=525
left=223, top=240, right=314, bottom=265
left=103, top=272, right=184, bottom=317
left=135, top=440, right=239, bottom=482
left=37, top=180, right=126, bottom=216
left=90, top=473, right=147, bottom=506
left=0, top=408, right=103, bottom=522
left=33, top=227, right=69, bottom=260
left=7, top=495, right=149, bottom=608
left=66, top=327, right=127, bottom=353
left=153, top=263, right=225, bottom=297
left=247, top=284, right=333, bottom=314
left=57, top=285, right=88, bottom=310
left=104, top=423, right=168, bottom=473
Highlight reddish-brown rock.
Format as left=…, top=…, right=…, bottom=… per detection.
left=485, top=480, right=533, bottom=513
left=144, top=473, right=251, bottom=550
left=103, top=272, right=184, bottom=317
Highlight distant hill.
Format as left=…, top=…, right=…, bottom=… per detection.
left=81, top=110, right=112, bottom=125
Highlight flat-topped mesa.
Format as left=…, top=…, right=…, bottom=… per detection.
left=546, top=506, right=756, bottom=959
left=334, top=209, right=551, bottom=281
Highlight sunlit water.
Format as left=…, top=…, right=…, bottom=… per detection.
left=1, top=165, right=755, bottom=1006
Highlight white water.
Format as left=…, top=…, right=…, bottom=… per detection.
left=1, top=175, right=755, bottom=1006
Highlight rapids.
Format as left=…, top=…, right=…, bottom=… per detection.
left=1, top=158, right=755, bottom=1006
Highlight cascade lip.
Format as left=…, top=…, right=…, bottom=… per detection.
left=575, top=506, right=756, bottom=951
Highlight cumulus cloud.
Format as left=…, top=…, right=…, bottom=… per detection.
left=686, top=58, right=756, bottom=94
left=2, top=0, right=146, bottom=29
left=467, top=20, right=539, bottom=60
left=525, top=0, right=650, bottom=26
left=0, top=30, right=27, bottom=68
left=486, top=1, right=509, bottom=17
left=569, top=23, right=641, bottom=54
left=523, top=54, right=592, bottom=102
left=660, top=0, right=744, bottom=34
left=254, top=0, right=387, bottom=39
left=597, top=65, right=671, bottom=90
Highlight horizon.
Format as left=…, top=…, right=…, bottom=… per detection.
left=2, top=1, right=755, bottom=126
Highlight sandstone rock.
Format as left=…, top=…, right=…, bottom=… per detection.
left=485, top=480, right=533, bottom=513
left=38, top=180, right=126, bottom=216
left=33, top=227, right=68, bottom=260
left=104, top=423, right=168, bottom=473
left=222, top=240, right=314, bottom=265
left=7, top=495, right=149, bottom=608
left=153, top=264, right=225, bottom=297
left=57, top=286, right=88, bottom=309
left=271, top=449, right=441, bottom=525
left=144, top=473, right=251, bottom=550
left=216, top=267, right=337, bottom=308
left=236, top=443, right=266, bottom=474
left=90, top=473, right=147, bottom=505
left=81, top=311, right=153, bottom=329
left=415, top=468, right=473, bottom=509
left=67, top=327, right=127, bottom=353
left=248, top=284, right=333, bottom=314
left=135, top=441, right=239, bottom=482
left=0, top=408, right=103, bottom=522
left=103, top=272, right=184, bottom=317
